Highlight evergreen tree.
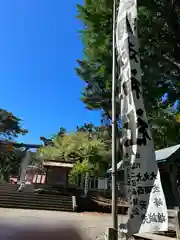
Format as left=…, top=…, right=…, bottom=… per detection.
left=75, top=0, right=180, bottom=149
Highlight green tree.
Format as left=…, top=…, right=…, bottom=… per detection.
left=0, top=147, right=24, bottom=182
left=0, top=108, right=27, bottom=139
left=75, top=0, right=180, bottom=149
left=57, top=127, right=66, bottom=137
left=76, top=123, right=112, bottom=171
left=0, top=108, right=28, bottom=182
left=76, top=122, right=111, bottom=148
left=37, top=131, right=110, bottom=178
left=40, top=127, right=67, bottom=146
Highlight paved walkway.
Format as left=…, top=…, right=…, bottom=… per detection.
left=0, top=208, right=127, bottom=239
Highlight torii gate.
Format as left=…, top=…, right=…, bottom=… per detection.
left=0, top=119, right=51, bottom=189
left=0, top=140, right=41, bottom=187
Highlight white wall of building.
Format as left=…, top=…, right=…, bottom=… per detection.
left=97, top=178, right=108, bottom=190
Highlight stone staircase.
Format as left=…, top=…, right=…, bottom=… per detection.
left=0, top=184, right=74, bottom=212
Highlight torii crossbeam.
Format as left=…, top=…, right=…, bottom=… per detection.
left=0, top=140, right=41, bottom=150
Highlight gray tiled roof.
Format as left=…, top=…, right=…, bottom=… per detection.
left=155, top=144, right=180, bottom=162
left=107, top=144, right=180, bottom=173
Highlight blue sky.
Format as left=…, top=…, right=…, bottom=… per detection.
left=0, top=0, right=101, bottom=144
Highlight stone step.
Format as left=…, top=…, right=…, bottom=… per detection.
left=0, top=201, right=72, bottom=212
left=0, top=197, right=73, bottom=211
left=0, top=194, right=72, bottom=205
left=0, top=185, right=74, bottom=212
left=0, top=192, right=72, bottom=201
left=0, top=185, right=18, bottom=191
left=0, top=199, right=72, bottom=207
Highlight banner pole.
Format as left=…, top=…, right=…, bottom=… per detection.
left=111, top=0, right=118, bottom=237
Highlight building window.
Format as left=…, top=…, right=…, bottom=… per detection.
left=95, top=179, right=98, bottom=189
left=90, top=179, right=94, bottom=189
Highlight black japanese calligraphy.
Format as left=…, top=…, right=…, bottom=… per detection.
left=133, top=172, right=156, bottom=182
left=126, top=17, right=139, bottom=63
left=132, top=207, right=140, bottom=216
left=131, top=60, right=141, bottom=100
left=124, top=139, right=133, bottom=147
left=152, top=185, right=160, bottom=193
left=133, top=17, right=137, bottom=32
left=123, top=110, right=137, bottom=145
left=128, top=40, right=139, bottom=63
left=153, top=197, right=163, bottom=208
left=136, top=186, right=152, bottom=195
left=137, top=117, right=151, bottom=144
left=136, top=108, right=151, bottom=145
left=131, top=162, right=140, bottom=169
left=124, top=161, right=140, bottom=169
left=132, top=179, right=136, bottom=186
left=137, top=187, right=144, bottom=195
left=117, top=0, right=167, bottom=231
left=131, top=68, right=137, bottom=76
left=142, top=172, right=149, bottom=181
left=133, top=198, right=138, bottom=205
left=131, top=76, right=141, bottom=99
left=142, top=213, right=166, bottom=224
left=123, top=108, right=152, bottom=147
left=131, top=188, right=137, bottom=195
left=131, top=198, right=147, bottom=210
left=157, top=213, right=166, bottom=223
left=140, top=200, right=147, bottom=210
left=150, top=172, right=157, bottom=180
left=136, top=108, right=143, bottom=116
left=124, top=137, right=150, bottom=147
left=136, top=173, right=142, bottom=182
left=144, top=186, right=152, bottom=194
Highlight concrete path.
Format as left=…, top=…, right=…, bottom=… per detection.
left=0, top=208, right=127, bottom=239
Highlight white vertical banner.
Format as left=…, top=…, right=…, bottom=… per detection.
left=116, top=0, right=168, bottom=235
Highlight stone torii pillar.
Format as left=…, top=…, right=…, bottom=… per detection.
left=18, top=149, right=31, bottom=184
left=0, top=139, right=41, bottom=190
left=17, top=149, right=31, bottom=191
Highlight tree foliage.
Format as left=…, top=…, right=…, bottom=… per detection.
left=37, top=128, right=111, bottom=179
left=76, top=122, right=111, bottom=148
left=75, top=0, right=180, bottom=149
left=0, top=147, right=24, bottom=182
left=40, top=127, right=67, bottom=146
left=0, top=108, right=27, bottom=139
left=0, top=108, right=28, bottom=182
